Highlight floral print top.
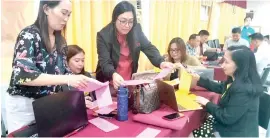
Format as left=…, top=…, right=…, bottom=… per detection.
left=7, top=25, right=70, bottom=99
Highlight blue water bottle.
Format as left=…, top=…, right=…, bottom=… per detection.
left=117, top=86, right=128, bottom=121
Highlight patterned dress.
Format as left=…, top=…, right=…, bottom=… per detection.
left=7, top=25, right=70, bottom=99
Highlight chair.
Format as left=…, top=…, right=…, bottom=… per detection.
left=261, top=66, right=270, bottom=85
left=213, top=39, right=220, bottom=48
left=207, top=40, right=216, bottom=48
left=213, top=67, right=227, bottom=82
left=259, top=92, right=270, bottom=129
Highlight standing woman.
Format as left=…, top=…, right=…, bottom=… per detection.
left=6, top=0, right=91, bottom=133
left=96, top=1, right=173, bottom=93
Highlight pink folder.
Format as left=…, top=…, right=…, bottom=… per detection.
left=132, top=105, right=189, bottom=130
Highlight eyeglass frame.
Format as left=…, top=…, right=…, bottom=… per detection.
left=117, top=18, right=134, bottom=27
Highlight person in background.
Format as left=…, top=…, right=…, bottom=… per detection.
left=250, top=33, right=270, bottom=83
left=191, top=45, right=263, bottom=137
left=65, top=45, right=95, bottom=108
left=186, top=34, right=200, bottom=57
left=197, top=30, right=219, bottom=55
left=95, top=1, right=173, bottom=94
left=264, top=35, right=270, bottom=44
left=241, top=16, right=255, bottom=44
left=224, top=27, right=249, bottom=49
left=165, top=37, right=204, bottom=80
left=5, top=0, right=91, bottom=133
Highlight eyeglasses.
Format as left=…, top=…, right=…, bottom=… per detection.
left=117, top=19, right=134, bottom=27
left=169, top=49, right=180, bottom=53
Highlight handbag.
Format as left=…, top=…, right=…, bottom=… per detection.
left=128, top=71, right=160, bottom=114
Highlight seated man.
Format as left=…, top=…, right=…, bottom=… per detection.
left=224, top=27, right=249, bottom=50
left=186, top=34, right=200, bottom=57
left=197, top=30, right=219, bottom=56
left=250, top=33, right=270, bottom=83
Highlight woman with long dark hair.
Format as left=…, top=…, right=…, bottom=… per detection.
left=6, top=0, right=91, bottom=132
left=95, top=1, right=173, bottom=94
left=191, top=45, right=263, bottom=137
left=165, top=37, right=203, bottom=80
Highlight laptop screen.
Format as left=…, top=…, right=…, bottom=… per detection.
left=32, top=91, right=88, bottom=137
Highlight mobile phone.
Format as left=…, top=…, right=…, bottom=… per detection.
left=162, top=113, right=181, bottom=121
left=98, top=113, right=116, bottom=119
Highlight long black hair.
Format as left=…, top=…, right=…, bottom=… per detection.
left=226, top=46, right=263, bottom=96
left=111, top=1, right=137, bottom=58
left=34, top=0, right=66, bottom=54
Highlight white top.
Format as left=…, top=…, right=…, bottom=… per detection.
left=224, top=38, right=249, bottom=49
left=255, top=41, right=270, bottom=81
left=196, top=43, right=210, bottom=56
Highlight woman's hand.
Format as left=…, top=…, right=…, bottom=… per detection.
left=190, top=72, right=200, bottom=82
left=85, top=96, right=95, bottom=109
left=112, top=72, right=124, bottom=89
left=68, top=74, right=91, bottom=90
left=195, top=96, right=210, bottom=106
left=160, top=62, right=174, bottom=69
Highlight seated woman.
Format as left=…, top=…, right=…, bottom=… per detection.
left=191, top=45, right=263, bottom=137
left=166, top=37, right=204, bottom=80
left=65, top=45, right=96, bottom=108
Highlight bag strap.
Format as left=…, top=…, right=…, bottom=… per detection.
left=134, top=85, right=141, bottom=113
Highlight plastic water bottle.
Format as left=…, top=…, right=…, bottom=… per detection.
left=117, top=86, right=128, bottom=121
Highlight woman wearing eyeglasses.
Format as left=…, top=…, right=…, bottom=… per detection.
left=165, top=37, right=203, bottom=80
left=95, top=1, right=173, bottom=95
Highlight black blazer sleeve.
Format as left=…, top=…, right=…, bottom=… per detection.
left=96, top=32, right=116, bottom=78
left=136, top=24, right=164, bottom=68
left=206, top=90, right=251, bottom=125
left=197, top=77, right=225, bottom=94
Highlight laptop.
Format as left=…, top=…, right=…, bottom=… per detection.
left=32, top=91, right=88, bottom=137
left=156, top=80, right=202, bottom=112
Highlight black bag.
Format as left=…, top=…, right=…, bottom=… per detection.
left=203, top=51, right=218, bottom=61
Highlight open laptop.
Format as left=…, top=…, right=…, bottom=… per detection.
left=156, top=80, right=202, bottom=112
left=32, top=91, right=88, bottom=137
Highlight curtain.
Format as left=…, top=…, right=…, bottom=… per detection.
left=65, top=0, right=115, bottom=72
left=216, top=3, right=246, bottom=43
left=1, top=1, right=36, bottom=83
left=138, top=0, right=202, bottom=72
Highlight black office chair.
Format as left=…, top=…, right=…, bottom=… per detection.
left=258, top=65, right=270, bottom=129
left=261, top=66, right=270, bottom=86
left=259, top=92, right=270, bottom=129
left=207, top=40, right=216, bottom=48
left=213, top=39, right=220, bottom=48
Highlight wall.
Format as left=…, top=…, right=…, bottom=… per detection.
left=247, top=1, right=270, bottom=35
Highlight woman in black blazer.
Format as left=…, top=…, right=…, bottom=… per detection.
left=192, top=46, right=264, bottom=137
left=95, top=1, right=173, bottom=91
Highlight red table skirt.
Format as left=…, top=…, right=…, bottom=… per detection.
left=71, top=91, right=221, bottom=137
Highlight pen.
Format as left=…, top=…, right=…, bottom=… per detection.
left=64, top=124, right=87, bottom=137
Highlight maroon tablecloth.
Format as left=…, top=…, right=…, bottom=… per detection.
left=71, top=91, right=221, bottom=137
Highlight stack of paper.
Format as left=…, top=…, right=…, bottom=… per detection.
left=175, top=69, right=202, bottom=111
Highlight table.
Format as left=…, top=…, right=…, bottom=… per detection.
left=72, top=91, right=220, bottom=137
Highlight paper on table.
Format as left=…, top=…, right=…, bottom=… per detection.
left=95, top=85, right=112, bottom=108
left=154, top=68, right=173, bottom=80
left=89, top=117, right=119, bottom=132
left=136, top=127, right=161, bottom=138
left=95, top=102, right=117, bottom=114
left=123, top=80, right=153, bottom=86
